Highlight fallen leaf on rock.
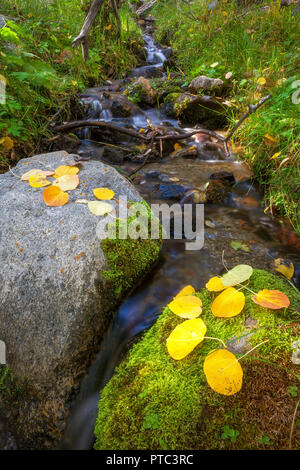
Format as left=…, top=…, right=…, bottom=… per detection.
left=53, top=165, right=79, bottom=178
left=168, top=295, right=202, bottom=319
left=212, top=287, right=245, bottom=318
left=21, top=168, right=54, bottom=181
left=167, top=318, right=207, bottom=360
left=55, top=174, right=79, bottom=191
left=88, top=201, right=114, bottom=216
left=204, top=349, right=243, bottom=395
left=251, top=289, right=290, bottom=309
left=29, top=175, right=51, bottom=188
left=272, top=258, right=294, bottom=280
left=43, top=185, right=69, bottom=207
left=174, top=285, right=195, bottom=299
left=230, top=240, right=250, bottom=252
left=93, top=187, right=115, bottom=200
left=222, top=264, right=253, bottom=286
left=206, top=276, right=225, bottom=292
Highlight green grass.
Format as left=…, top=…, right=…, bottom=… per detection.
left=0, top=0, right=143, bottom=168
left=152, top=0, right=300, bottom=232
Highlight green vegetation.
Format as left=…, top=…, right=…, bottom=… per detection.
left=101, top=201, right=162, bottom=300
left=0, top=365, right=25, bottom=403
left=94, top=269, right=300, bottom=450
left=0, top=0, right=143, bottom=169
left=152, top=0, right=300, bottom=232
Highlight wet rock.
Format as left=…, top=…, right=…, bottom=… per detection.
left=127, top=77, right=158, bottom=106
left=188, top=75, right=224, bottom=94
left=163, top=92, right=228, bottom=128
left=0, top=151, right=161, bottom=448
left=48, top=133, right=81, bottom=154
left=111, top=98, right=132, bottom=118
left=130, top=65, right=163, bottom=79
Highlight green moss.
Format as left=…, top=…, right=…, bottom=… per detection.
left=0, top=365, right=26, bottom=403
left=94, top=269, right=299, bottom=450
left=101, top=201, right=162, bottom=301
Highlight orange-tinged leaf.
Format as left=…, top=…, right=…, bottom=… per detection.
left=272, top=258, right=294, bottom=280
left=53, top=165, right=79, bottom=178
left=93, top=187, right=115, bottom=200
left=0, top=136, right=14, bottom=150
left=174, top=143, right=182, bottom=151
left=43, top=185, right=69, bottom=207
left=204, top=349, right=243, bottom=396
left=206, top=276, right=225, bottom=292
left=251, top=289, right=290, bottom=309
left=55, top=174, right=79, bottom=191
left=29, top=175, right=51, bottom=188
left=212, top=287, right=245, bottom=318
left=168, top=295, right=202, bottom=319
left=174, top=285, right=195, bottom=299
left=21, top=169, right=54, bottom=181
left=167, top=318, right=207, bottom=360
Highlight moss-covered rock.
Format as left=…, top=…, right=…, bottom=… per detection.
left=94, top=269, right=300, bottom=450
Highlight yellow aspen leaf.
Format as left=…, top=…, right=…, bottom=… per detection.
left=257, top=77, right=266, bottom=85
left=211, top=287, right=245, bottom=318
left=272, top=258, right=294, bottom=280
left=43, top=186, right=69, bottom=207
left=264, top=134, right=278, bottom=143
left=53, top=165, right=79, bottom=178
left=204, top=349, right=243, bottom=396
left=93, top=188, right=115, bottom=200
left=0, top=136, right=14, bottom=150
left=21, top=169, right=54, bottom=181
left=174, top=285, right=195, bottom=299
left=28, top=175, right=51, bottom=188
left=206, top=276, right=226, bottom=292
left=55, top=174, right=79, bottom=191
left=167, top=318, right=207, bottom=360
left=222, top=11, right=228, bottom=16
left=174, top=143, right=182, bottom=151
left=271, top=151, right=281, bottom=159
left=88, top=201, right=113, bottom=216
left=105, top=24, right=112, bottom=30
left=222, top=264, right=253, bottom=286
left=251, top=289, right=290, bottom=310
left=168, top=295, right=202, bottom=319
left=139, top=128, right=145, bottom=133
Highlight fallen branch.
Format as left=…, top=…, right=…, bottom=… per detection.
left=136, top=0, right=157, bottom=16
left=54, top=120, right=148, bottom=141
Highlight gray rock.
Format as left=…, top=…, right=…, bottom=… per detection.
left=188, top=75, right=224, bottom=94
left=0, top=151, right=156, bottom=390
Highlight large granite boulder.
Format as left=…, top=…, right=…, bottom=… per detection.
left=0, top=151, right=161, bottom=447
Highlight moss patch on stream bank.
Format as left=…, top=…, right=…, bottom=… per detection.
left=94, top=269, right=300, bottom=450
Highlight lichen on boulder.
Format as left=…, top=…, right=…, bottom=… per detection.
left=94, top=269, right=300, bottom=450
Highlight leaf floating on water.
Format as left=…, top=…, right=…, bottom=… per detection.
left=173, top=285, right=195, bottom=299
left=212, top=287, right=245, bottom=318
left=204, top=349, right=243, bottom=396
left=93, top=187, right=115, bottom=200
left=55, top=174, right=79, bottom=191
left=205, top=276, right=225, bottom=292
left=230, top=240, right=250, bottom=253
left=21, top=169, right=54, bottom=181
left=167, top=318, right=207, bottom=360
left=29, top=175, right=51, bottom=188
left=272, top=258, right=294, bottom=280
left=88, top=201, right=114, bottom=216
left=53, top=165, right=79, bottom=178
left=168, top=295, right=202, bottom=319
left=43, top=185, right=69, bottom=207
left=251, top=289, right=290, bottom=310
left=222, top=264, right=253, bottom=286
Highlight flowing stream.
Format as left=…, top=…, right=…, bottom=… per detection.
left=60, top=19, right=300, bottom=450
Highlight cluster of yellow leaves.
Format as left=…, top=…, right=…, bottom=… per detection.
left=20, top=164, right=115, bottom=214
left=165, top=263, right=291, bottom=396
